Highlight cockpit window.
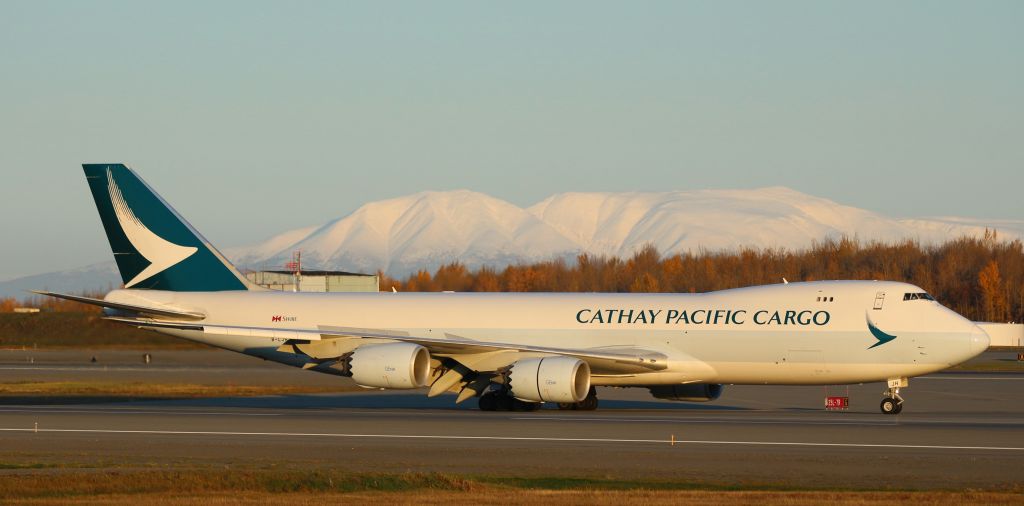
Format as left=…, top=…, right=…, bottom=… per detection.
left=903, top=292, right=935, bottom=301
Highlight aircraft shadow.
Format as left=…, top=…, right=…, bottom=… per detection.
left=112, top=392, right=751, bottom=411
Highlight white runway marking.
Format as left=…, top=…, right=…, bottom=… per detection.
left=512, top=416, right=898, bottom=426
left=0, top=427, right=1021, bottom=451
left=514, top=415, right=1024, bottom=428
left=0, top=366, right=253, bottom=373
left=0, top=408, right=280, bottom=416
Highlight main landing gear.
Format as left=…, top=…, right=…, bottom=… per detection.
left=478, top=389, right=542, bottom=412
left=477, top=387, right=600, bottom=412
left=557, top=387, right=599, bottom=411
left=880, top=377, right=908, bottom=415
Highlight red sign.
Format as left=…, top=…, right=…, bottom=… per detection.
left=825, top=396, right=849, bottom=409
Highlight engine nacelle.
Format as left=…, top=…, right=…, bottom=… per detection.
left=648, top=383, right=724, bottom=402
left=348, top=343, right=430, bottom=389
left=508, top=356, right=590, bottom=403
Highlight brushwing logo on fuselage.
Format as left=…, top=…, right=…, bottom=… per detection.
left=107, top=169, right=197, bottom=287
left=866, top=315, right=897, bottom=349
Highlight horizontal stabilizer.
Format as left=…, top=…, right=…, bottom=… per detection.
left=31, top=291, right=205, bottom=320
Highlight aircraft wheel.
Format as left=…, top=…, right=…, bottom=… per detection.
left=495, top=393, right=515, bottom=411
left=557, top=402, right=576, bottom=410
left=575, top=386, right=599, bottom=411
left=577, top=395, right=599, bottom=411
left=478, top=392, right=497, bottom=411
left=880, top=397, right=900, bottom=415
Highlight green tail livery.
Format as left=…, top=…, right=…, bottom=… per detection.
left=83, top=164, right=250, bottom=291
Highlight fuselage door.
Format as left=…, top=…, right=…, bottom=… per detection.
left=873, top=292, right=886, bottom=310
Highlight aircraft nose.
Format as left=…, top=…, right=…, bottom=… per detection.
left=969, top=325, right=990, bottom=357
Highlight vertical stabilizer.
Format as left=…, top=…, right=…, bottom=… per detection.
left=83, top=164, right=251, bottom=291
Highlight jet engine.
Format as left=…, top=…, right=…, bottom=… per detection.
left=648, top=383, right=724, bottom=402
left=348, top=343, right=430, bottom=389
left=508, top=356, right=590, bottom=403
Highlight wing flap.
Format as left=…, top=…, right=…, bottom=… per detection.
left=101, top=318, right=666, bottom=373
left=314, top=327, right=667, bottom=372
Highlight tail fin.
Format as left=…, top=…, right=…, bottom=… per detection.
left=83, top=164, right=251, bottom=291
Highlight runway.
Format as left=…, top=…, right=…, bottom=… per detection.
left=0, top=350, right=1022, bottom=490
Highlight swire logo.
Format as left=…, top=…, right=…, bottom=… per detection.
left=271, top=315, right=297, bottom=322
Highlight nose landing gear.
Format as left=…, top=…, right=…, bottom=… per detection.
left=880, top=377, right=908, bottom=415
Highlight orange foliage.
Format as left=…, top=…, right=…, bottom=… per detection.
left=383, top=236, right=1024, bottom=322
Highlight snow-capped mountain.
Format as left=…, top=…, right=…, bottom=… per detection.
left=0, top=262, right=122, bottom=300
left=232, top=187, right=1023, bottom=276
left=229, top=190, right=580, bottom=275
left=4, top=187, right=1021, bottom=297
left=527, top=188, right=1010, bottom=257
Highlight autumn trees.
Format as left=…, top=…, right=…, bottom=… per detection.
left=379, top=236, right=1024, bottom=323
left=979, top=260, right=1009, bottom=323
left=5, top=235, right=1021, bottom=323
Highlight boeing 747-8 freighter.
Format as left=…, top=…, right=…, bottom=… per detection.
left=38, top=164, right=990, bottom=414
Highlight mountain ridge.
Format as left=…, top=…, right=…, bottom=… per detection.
left=3, top=187, right=1021, bottom=297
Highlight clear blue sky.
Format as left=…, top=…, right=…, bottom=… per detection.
left=1, top=1, right=1021, bottom=280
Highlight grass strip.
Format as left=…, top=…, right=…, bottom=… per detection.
left=949, top=362, right=1024, bottom=372
left=0, top=381, right=358, bottom=398
left=0, top=469, right=1020, bottom=500
left=7, top=490, right=1024, bottom=506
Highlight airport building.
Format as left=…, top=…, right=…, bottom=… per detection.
left=245, top=270, right=379, bottom=292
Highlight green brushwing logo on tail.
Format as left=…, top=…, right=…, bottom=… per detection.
left=106, top=169, right=198, bottom=287
left=866, top=315, right=897, bottom=349
left=83, top=164, right=248, bottom=291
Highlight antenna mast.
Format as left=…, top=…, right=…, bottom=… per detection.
left=285, top=251, right=301, bottom=292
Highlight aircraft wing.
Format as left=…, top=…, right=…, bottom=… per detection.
left=314, top=327, right=667, bottom=374
left=103, top=317, right=666, bottom=374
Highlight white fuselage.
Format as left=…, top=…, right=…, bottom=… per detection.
left=107, top=280, right=988, bottom=387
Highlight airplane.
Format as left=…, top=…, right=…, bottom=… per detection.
left=37, top=164, right=990, bottom=415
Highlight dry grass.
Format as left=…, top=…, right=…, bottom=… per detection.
left=0, top=313, right=204, bottom=349
left=949, top=361, right=1024, bottom=373
left=0, top=470, right=1019, bottom=505
left=0, top=381, right=359, bottom=398
left=4, top=490, right=1023, bottom=505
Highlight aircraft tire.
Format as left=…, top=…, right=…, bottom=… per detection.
left=495, top=393, right=515, bottom=411
left=880, top=397, right=900, bottom=415
left=478, top=392, right=497, bottom=411
left=557, top=402, right=576, bottom=410
left=577, top=395, right=599, bottom=411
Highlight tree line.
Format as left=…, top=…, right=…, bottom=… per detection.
left=379, top=233, right=1023, bottom=323
left=3, top=233, right=1020, bottom=323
